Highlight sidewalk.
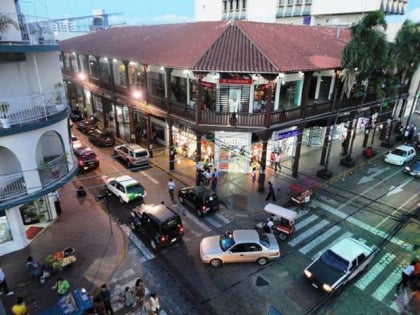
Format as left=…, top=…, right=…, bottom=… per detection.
left=1, top=179, right=126, bottom=314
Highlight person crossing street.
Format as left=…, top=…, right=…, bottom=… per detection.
left=168, top=178, right=176, bottom=201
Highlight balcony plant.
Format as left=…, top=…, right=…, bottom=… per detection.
left=0, top=101, right=11, bottom=128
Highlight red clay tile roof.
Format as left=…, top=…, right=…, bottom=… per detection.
left=59, top=21, right=351, bottom=73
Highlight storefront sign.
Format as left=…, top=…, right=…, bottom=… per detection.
left=201, top=81, right=215, bottom=88
left=277, top=130, right=299, bottom=140
left=219, top=78, right=252, bottom=85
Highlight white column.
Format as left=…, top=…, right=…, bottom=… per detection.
left=314, top=74, right=321, bottom=100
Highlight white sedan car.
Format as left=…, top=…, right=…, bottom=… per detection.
left=304, top=238, right=374, bottom=292
left=103, top=175, right=147, bottom=203
left=200, top=229, right=280, bottom=267
left=384, top=145, right=416, bottom=166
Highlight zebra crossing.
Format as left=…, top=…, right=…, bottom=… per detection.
left=287, top=207, right=412, bottom=313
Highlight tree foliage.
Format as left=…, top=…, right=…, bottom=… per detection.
left=341, top=11, right=396, bottom=98
left=391, top=19, right=420, bottom=84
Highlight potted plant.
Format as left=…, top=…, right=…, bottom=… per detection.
left=0, top=14, right=19, bottom=40
left=0, top=101, right=10, bottom=128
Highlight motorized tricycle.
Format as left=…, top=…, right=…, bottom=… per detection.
left=256, top=203, right=297, bottom=241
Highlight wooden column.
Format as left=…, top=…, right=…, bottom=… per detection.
left=168, top=119, right=175, bottom=171
left=257, top=135, right=269, bottom=192
left=195, top=132, right=202, bottom=185
left=292, top=125, right=304, bottom=177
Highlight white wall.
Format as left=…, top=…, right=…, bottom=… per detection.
left=312, top=0, right=381, bottom=15
left=247, top=0, right=277, bottom=22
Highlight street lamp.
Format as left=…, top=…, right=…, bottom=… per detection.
left=96, top=189, right=113, bottom=235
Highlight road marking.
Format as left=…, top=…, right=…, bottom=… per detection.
left=214, top=212, right=230, bottom=224
left=204, top=217, right=222, bottom=228
left=375, top=191, right=419, bottom=228
left=120, top=224, right=155, bottom=262
left=311, top=231, right=353, bottom=260
left=299, top=226, right=341, bottom=255
left=372, top=265, right=403, bottom=301
left=296, top=209, right=309, bottom=218
left=295, top=214, right=318, bottom=230
left=355, top=253, right=396, bottom=290
left=179, top=210, right=213, bottom=233
left=358, top=167, right=390, bottom=184
left=140, top=170, right=159, bottom=184
left=289, top=220, right=329, bottom=247
left=316, top=201, right=413, bottom=251
left=386, top=178, right=414, bottom=196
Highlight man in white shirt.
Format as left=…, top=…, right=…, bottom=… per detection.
left=0, top=267, right=14, bottom=295
left=168, top=178, right=176, bottom=201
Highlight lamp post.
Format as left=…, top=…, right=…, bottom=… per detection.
left=96, top=189, right=113, bottom=235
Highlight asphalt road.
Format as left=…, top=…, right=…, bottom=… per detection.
left=71, top=127, right=419, bottom=315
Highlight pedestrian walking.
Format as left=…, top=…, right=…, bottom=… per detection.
left=134, top=278, right=146, bottom=308
left=270, top=152, right=275, bottom=167
left=0, top=266, right=14, bottom=295
left=251, top=167, right=257, bottom=183
left=265, top=181, right=276, bottom=202
left=93, top=296, right=107, bottom=315
left=204, top=169, right=212, bottom=187
left=396, top=261, right=415, bottom=293
left=210, top=174, right=218, bottom=192
left=11, top=296, right=27, bottom=315
left=147, top=292, right=161, bottom=315
left=123, top=286, right=135, bottom=309
left=100, top=283, right=114, bottom=315
left=168, top=178, right=175, bottom=201
left=213, top=168, right=219, bottom=179
left=274, top=152, right=281, bottom=172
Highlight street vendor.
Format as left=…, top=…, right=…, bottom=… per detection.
left=52, top=277, right=70, bottom=296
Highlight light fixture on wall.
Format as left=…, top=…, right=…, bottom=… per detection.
left=78, top=72, right=86, bottom=80
left=132, top=90, right=142, bottom=99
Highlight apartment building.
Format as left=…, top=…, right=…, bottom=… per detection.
left=195, top=0, right=408, bottom=25
left=0, top=0, right=77, bottom=255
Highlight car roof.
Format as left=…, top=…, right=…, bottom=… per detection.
left=137, top=204, right=179, bottom=222
left=395, top=145, right=415, bottom=151
left=114, top=175, right=138, bottom=186
left=75, top=146, right=93, bottom=153
left=232, top=229, right=260, bottom=243
left=330, top=238, right=372, bottom=261
left=191, top=186, right=215, bottom=195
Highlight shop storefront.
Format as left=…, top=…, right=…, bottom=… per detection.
left=215, top=131, right=252, bottom=174
left=19, top=197, right=52, bottom=225
left=173, top=125, right=197, bottom=159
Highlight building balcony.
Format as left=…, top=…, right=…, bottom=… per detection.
left=0, top=92, right=70, bottom=135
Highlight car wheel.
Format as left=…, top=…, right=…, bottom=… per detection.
left=210, top=259, right=222, bottom=267
left=150, top=240, right=158, bottom=250
left=278, top=233, right=288, bottom=241
left=179, top=196, right=185, bottom=204
left=119, top=197, right=124, bottom=204
left=126, top=160, right=132, bottom=168
left=257, top=257, right=268, bottom=266
left=196, top=209, right=204, bottom=217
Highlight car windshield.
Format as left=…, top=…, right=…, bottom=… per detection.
left=82, top=152, right=96, bottom=160
left=320, top=250, right=348, bottom=273
left=127, top=183, right=144, bottom=194
left=162, top=218, right=181, bottom=232
left=258, top=231, right=270, bottom=247
left=219, top=231, right=235, bottom=251
left=134, top=151, right=148, bottom=158
left=391, top=149, right=407, bottom=157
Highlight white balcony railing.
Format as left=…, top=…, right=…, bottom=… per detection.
left=0, top=172, right=26, bottom=202
left=0, top=91, right=67, bottom=128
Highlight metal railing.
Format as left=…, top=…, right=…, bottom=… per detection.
left=0, top=172, right=26, bottom=202
left=39, top=154, right=69, bottom=187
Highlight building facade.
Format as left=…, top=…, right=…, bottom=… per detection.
left=195, top=0, right=408, bottom=26
left=0, top=0, right=77, bottom=255
left=59, top=21, right=408, bottom=185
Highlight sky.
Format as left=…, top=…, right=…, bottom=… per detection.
left=20, top=0, right=419, bottom=25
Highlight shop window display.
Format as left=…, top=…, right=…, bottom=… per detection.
left=20, top=198, right=50, bottom=225
left=0, top=214, right=13, bottom=244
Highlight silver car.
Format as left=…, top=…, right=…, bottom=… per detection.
left=200, top=229, right=280, bottom=267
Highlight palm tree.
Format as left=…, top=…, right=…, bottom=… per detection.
left=391, top=19, right=420, bottom=86
left=340, top=11, right=396, bottom=165
left=0, top=14, right=19, bottom=33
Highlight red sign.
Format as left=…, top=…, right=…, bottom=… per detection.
left=201, top=81, right=215, bottom=88
left=219, top=78, right=252, bottom=85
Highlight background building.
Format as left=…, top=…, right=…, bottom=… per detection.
left=0, top=0, right=77, bottom=255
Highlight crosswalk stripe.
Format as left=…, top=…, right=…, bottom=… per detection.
left=295, top=214, right=318, bottom=230
left=311, top=231, right=353, bottom=260
left=204, top=216, right=222, bottom=228
left=214, top=212, right=230, bottom=224
left=289, top=220, right=329, bottom=247
left=299, top=226, right=341, bottom=255
left=372, top=265, right=402, bottom=301
left=140, top=170, right=159, bottom=184
left=355, top=253, right=396, bottom=290
left=120, top=224, right=156, bottom=261
left=316, top=201, right=413, bottom=251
